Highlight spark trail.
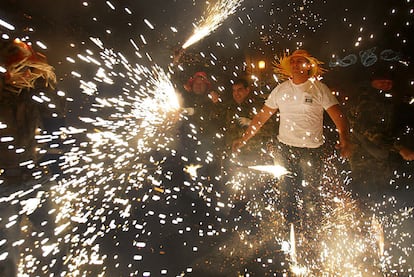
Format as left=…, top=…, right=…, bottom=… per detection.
left=182, top=0, right=244, bottom=49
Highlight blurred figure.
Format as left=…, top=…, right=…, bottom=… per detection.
left=175, top=71, right=223, bottom=190
left=182, top=71, right=220, bottom=104
left=179, top=71, right=222, bottom=140
left=223, top=78, right=275, bottom=166
left=220, top=78, right=277, bottom=214
left=233, top=50, right=352, bottom=225
left=0, top=39, right=62, bottom=276
left=348, top=66, right=414, bottom=200
left=0, top=39, right=56, bottom=94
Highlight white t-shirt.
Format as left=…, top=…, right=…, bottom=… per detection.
left=265, top=79, right=339, bottom=148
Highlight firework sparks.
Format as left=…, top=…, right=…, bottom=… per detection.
left=0, top=1, right=413, bottom=276
left=182, top=0, right=244, bottom=49
left=371, top=214, right=385, bottom=258
left=0, top=18, right=15, bottom=31
left=184, top=164, right=203, bottom=179
left=248, top=164, right=288, bottom=178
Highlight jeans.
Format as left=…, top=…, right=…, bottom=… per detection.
left=273, top=142, right=324, bottom=226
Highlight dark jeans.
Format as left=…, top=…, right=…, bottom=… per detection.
left=273, top=142, right=324, bottom=226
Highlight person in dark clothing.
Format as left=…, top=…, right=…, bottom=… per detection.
left=0, top=39, right=63, bottom=277
left=173, top=71, right=223, bottom=196
left=223, top=78, right=274, bottom=163
left=178, top=71, right=222, bottom=157
left=221, top=78, right=277, bottom=179
left=347, top=67, right=414, bottom=200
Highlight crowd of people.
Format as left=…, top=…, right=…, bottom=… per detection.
left=175, top=49, right=414, bottom=225
left=1, top=39, right=413, bottom=275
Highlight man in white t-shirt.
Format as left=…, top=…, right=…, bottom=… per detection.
left=232, top=49, right=352, bottom=224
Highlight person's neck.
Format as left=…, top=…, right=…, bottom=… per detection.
left=291, top=74, right=309, bottom=85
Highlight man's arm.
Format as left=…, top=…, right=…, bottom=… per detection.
left=326, top=104, right=353, bottom=158
left=395, top=145, right=414, bottom=161
left=232, top=104, right=277, bottom=151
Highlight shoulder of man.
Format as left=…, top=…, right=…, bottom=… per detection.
left=270, top=80, right=290, bottom=93
left=312, top=79, right=331, bottom=91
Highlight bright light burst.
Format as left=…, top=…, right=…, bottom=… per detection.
left=248, top=164, right=288, bottom=178
left=182, top=0, right=244, bottom=49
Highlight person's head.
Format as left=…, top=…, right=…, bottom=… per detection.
left=232, top=78, right=250, bottom=105
left=185, top=71, right=211, bottom=95
left=371, top=78, right=393, bottom=91
left=275, top=49, right=326, bottom=80
left=289, top=52, right=313, bottom=76
left=370, top=68, right=393, bottom=91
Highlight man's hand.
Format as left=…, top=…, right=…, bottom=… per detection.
left=181, top=107, right=195, bottom=115
left=232, top=138, right=246, bottom=153
left=336, top=138, right=353, bottom=159
left=238, top=117, right=251, bottom=127
left=397, top=146, right=414, bottom=161
left=208, top=91, right=221, bottom=104
left=173, top=47, right=184, bottom=65
left=231, top=104, right=276, bottom=153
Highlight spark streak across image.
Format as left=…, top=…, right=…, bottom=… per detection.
left=0, top=0, right=413, bottom=276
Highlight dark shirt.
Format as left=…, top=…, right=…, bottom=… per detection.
left=349, top=87, right=396, bottom=160
left=347, top=85, right=407, bottom=189
left=222, top=95, right=276, bottom=163
left=179, top=90, right=222, bottom=140
left=0, top=89, right=41, bottom=185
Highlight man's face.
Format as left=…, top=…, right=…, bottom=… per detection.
left=289, top=56, right=311, bottom=75
left=371, top=79, right=393, bottom=91
left=232, top=83, right=250, bottom=105
left=191, top=76, right=209, bottom=95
